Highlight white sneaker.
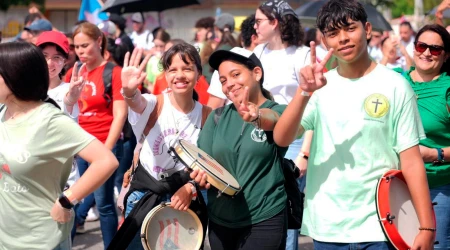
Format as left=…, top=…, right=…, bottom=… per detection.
left=85, top=206, right=99, bottom=222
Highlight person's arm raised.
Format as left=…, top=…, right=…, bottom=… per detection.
left=121, top=48, right=152, bottom=115
left=274, top=42, right=333, bottom=147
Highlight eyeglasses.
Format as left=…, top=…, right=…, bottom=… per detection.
left=414, top=41, right=445, bottom=56
left=255, top=18, right=269, bottom=26
left=44, top=55, right=66, bottom=65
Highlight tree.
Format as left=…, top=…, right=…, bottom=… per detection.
left=360, top=0, right=395, bottom=8
left=0, top=0, right=45, bottom=12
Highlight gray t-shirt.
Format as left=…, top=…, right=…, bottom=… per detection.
left=0, top=103, right=94, bottom=249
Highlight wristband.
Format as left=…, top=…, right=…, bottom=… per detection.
left=301, top=91, right=310, bottom=97
left=188, top=181, right=197, bottom=201
left=120, top=88, right=139, bottom=101
left=419, top=227, right=436, bottom=232
left=250, top=110, right=261, bottom=129
left=299, top=152, right=309, bottom=160
left=433, top=148, right=445, bottom=165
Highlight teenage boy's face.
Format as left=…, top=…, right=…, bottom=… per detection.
left=321, top=19, right=372, bottom=64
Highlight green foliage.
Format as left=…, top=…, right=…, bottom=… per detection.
left=0, top=0, right=45, bottom=11
left=390, top=0, right=415, bottom=18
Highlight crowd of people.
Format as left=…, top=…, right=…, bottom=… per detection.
left=0, top=0, right=449, bottom=249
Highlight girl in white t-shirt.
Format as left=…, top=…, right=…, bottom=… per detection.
left=253, top=1, right=311, bottom=250
left=117, top=43, right=210, bottom=249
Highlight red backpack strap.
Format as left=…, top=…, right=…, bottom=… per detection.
left=143, top=94, right=164, bottom=137
left=201, top=105, right=212, bottom=128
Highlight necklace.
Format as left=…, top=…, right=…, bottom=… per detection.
left=169, top=94, right=195, bottom=135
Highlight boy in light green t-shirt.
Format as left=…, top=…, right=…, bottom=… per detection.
left=273, top=0, right=435, bottom=249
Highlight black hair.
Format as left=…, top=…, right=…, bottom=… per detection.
left=305, top=28, right=318, bottom=48
left=106, top=38, right=128, bottom=67
left=38, top=43, right=69, bottom=79
left=415, top=24, right=450, bottom=75
left=109, top=13, right=127, bottom=31
left=220, top=55, right=273, bottom=101
left=24, top=13, right=42, bottom=25
left=195, top=17, right=215, bottom=29
left=160, top=42, right=202, bottom=101
left=400, top=21, right=413, bottom=30
left=240, top=14, right=257, bottom=48
left=0, top=42, right=59, bottom=108
left=317, top=0, right=367, bottom=33
left=259, top=7, right=304, bottom=46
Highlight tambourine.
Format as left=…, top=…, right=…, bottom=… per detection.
left=170, top=139, right=241, bottom=197
left=376, top=169, right=436, bottom=249
left=141, top=202, right=203, bottom=250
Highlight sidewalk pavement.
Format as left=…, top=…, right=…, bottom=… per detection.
left=72, top=220, right=314, bottom=250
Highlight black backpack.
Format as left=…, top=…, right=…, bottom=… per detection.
left=76, top=61, right=134, bottom=141
left=213, top=106, right=304, bottom=229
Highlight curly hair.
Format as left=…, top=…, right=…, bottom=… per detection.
left=259, top=6, right=304, bottom=47
left=240, top=14, right=257, bottom=48
left=316, top=0, right=367, bottom=34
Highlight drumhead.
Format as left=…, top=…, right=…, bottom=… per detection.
left=178, top=139, right=240, bottom=189
left=141, top=203, right=203, bottom=250
left=388, top=175, right=419, bottom=246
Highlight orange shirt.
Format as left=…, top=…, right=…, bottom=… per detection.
left=152, top=73, right=210, bottom=105
left=65, top=64, right=123, bottom=143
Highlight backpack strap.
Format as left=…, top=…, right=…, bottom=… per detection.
left=201, top=105, right=212, bottom=128
left=102, top=61, right=115, bottom=108
left=142, top=94, right=164, bottom=137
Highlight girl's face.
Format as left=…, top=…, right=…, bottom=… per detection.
left=218, top=60, right=262, bottom=103
left=74, top=32, right=102, bottom=64
left=196, top=28, right=208, bottom=42
left=42, top=45, right=66, bottom=80
left=153, top=39, right=166, bottom=56
left=254, top=9, right=277, bottom=43
left=165, top=54, right=199, bottom=96
left=414, top=31, right=448, bottom=75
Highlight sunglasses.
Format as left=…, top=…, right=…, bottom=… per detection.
left=414, top=41, right=445, bottom=56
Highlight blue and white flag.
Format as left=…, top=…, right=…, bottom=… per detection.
left=78, top=0, right=108, bottom=24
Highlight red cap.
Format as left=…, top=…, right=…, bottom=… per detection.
left=36, top=31, right=69, bottom=54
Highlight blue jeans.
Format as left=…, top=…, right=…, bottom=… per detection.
left=125, top=190, right=172, bottom=250
left=430, top=184, right=450, bottom=249
left=52, top=237, right=71, bottom=250
left=284, top=138, right=305, bottom=250
left=75, top=155, right=118, bottom=248
left=115, top=136, right=137, bottom=193
left=313, top=240, right=395, bottom=250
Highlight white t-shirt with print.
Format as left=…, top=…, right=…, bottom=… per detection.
left=128, top=93, right=203, bottom=180
left=252, top=43, right=310, bottom=105
left=130, top=30, right=154, bottom=50
left=300, top=64, right=425, bottom=242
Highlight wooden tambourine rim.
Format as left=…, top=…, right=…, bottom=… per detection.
left=174, top=140, right=241, bottom=192
left=376, top=169, right=409, bottom=250
left=140, top=202, right=203, bottom=250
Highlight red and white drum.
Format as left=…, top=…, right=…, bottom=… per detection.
left=376, top=169, right=436, bottom=250
left=141, top=202, right=203, bottom=250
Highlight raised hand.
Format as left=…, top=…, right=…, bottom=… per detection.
left=299, top=41, right=333, bottom=92
left=229, top=86, right=260, bottom=123
left=122, top=48, right=151, bottom=93
left=66, top=62, right=86, bottom=105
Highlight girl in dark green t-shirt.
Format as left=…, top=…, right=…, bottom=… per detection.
left=193, top=47, right=289, bottom=249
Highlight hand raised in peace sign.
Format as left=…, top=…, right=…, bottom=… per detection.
left=229, top=86, right=260, bottom=123
left=299, top=41, right=334, bottom=92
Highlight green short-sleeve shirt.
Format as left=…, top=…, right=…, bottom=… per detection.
left=197, top=100, right=287, bottom=228
left=0, top=103, right=94, bottom=249
left=404, top=68, right=450, bottom=188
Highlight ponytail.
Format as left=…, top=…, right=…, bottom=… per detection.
left=261, top=87, right=274, bottom=101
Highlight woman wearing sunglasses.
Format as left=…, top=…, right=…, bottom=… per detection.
left=402, top=24, right=450, bottom=248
